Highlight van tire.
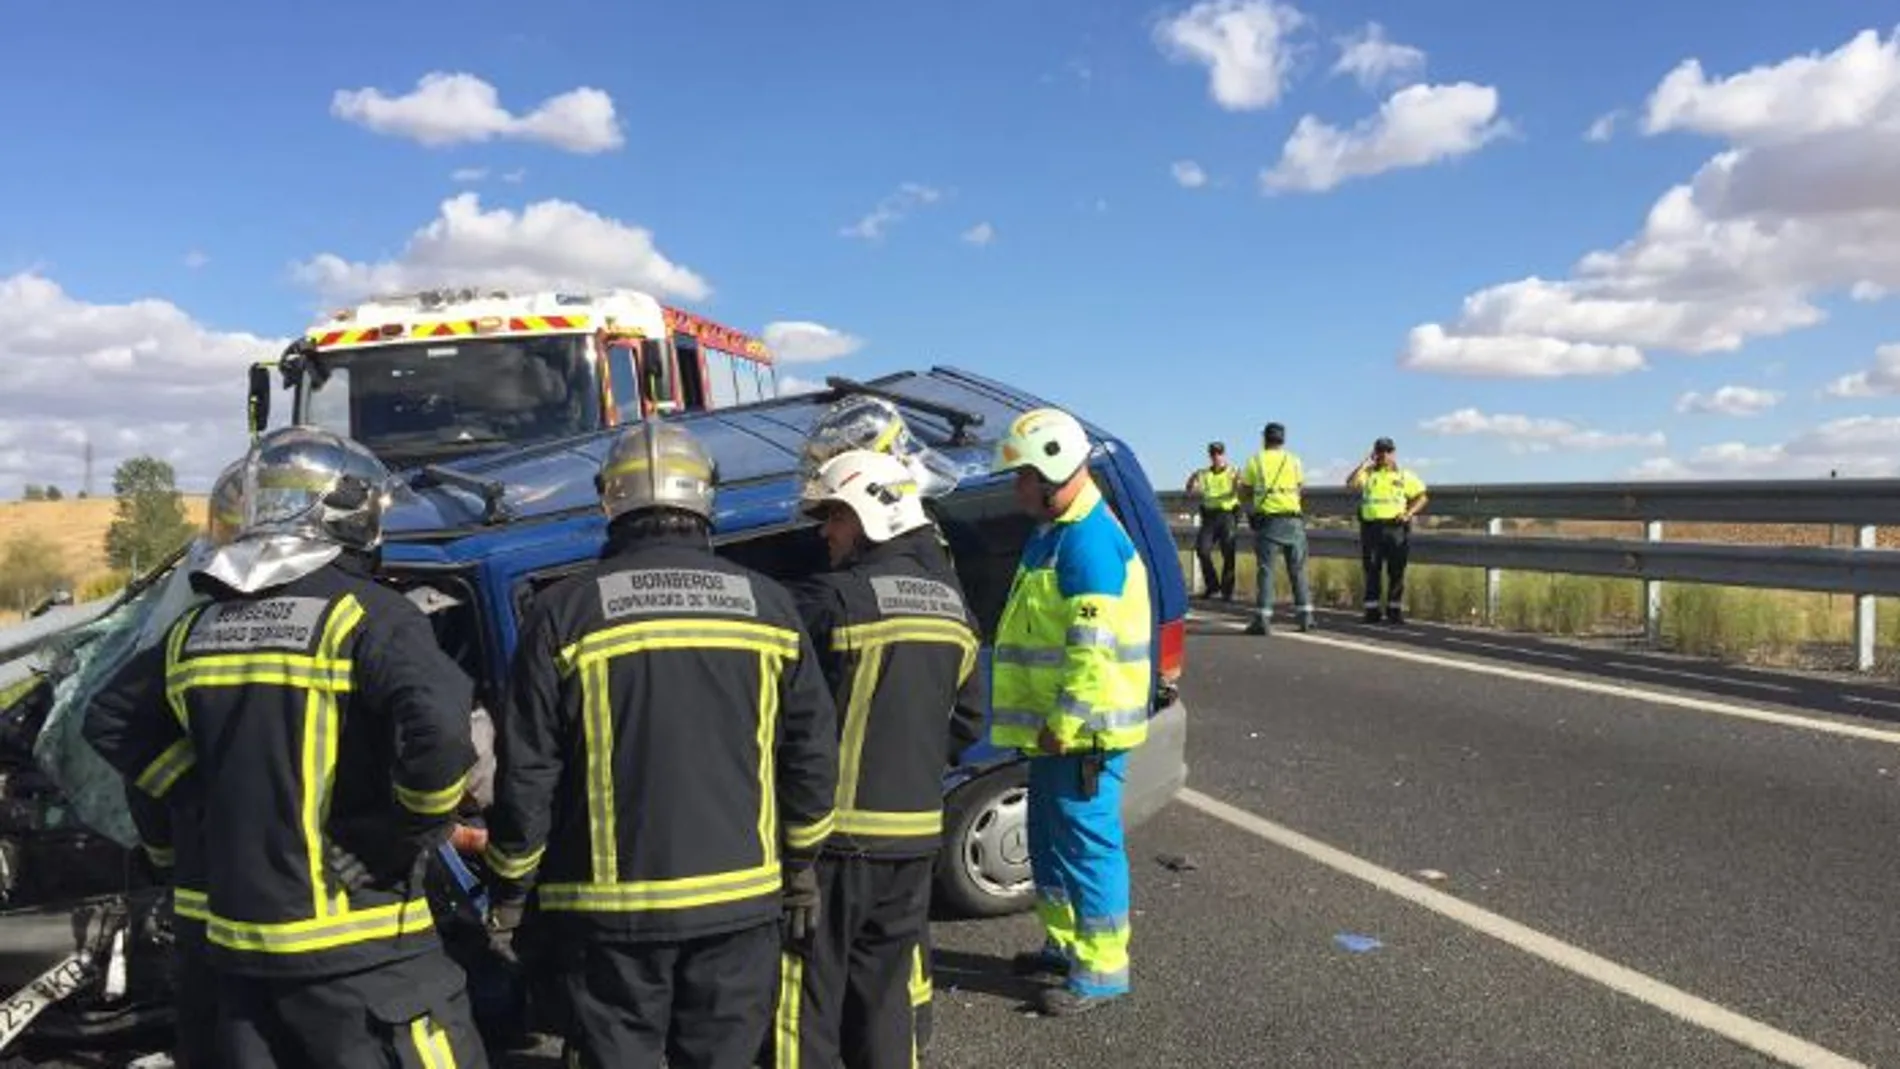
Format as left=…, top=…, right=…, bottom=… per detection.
left=934, top=764, right=1034, bottom=918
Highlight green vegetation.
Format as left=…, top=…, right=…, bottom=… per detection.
left=0, top=532, right=75, bottom=614
left=104, top=457, right=197, bottom=575
left=1187, top=549, right=1900, bottom=671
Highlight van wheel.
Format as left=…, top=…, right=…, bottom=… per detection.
left=935, top=765, right=1034, bottom=917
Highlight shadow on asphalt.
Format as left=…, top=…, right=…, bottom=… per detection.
left=1187, top=596, right=1900, bottom=726
left=930, top=948, right=1046, bottom=1009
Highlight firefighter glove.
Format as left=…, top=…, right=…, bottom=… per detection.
left=323, top=840, right=374, bottom=893
left=485, top=896, right=526, bottom=967
left=781, top=865, right=821, bottom=955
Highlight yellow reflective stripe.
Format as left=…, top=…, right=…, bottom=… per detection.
left=560, top=619, right=800, bottom=673
left=583, top=658, right=617, bottom=884
left=480, top=844, right=545, bottom=881
left=785, top=810, right=836, bottom=850
left=134, top=738, right=195, bottom=798
left=409, top=1014, right=458, bottom=1069
left=910, top=943, right=931, bottom=1006
left=835, top=640, right=883, bottom=816
left=539, top=863, right=782, bottom=912
left=166, top=655, right=353, bottom=694
left=395, top=773, right=468, bottom=816
left=312, top=598, right=364, bottom=919
left=174, top=888, right=209, bottom=921
left=829, top=618, right=976, bottom=654
left=775, top=951, right=804, bottom=1069
left=163, top=607, right=203, bottom=728
left=204, top=897, right=436, bottom=954
left=836, top=809, right=941, bottom=838
left=757, top=653, right=780, bottom=866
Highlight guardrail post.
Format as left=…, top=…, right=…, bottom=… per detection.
left=1485, top=517, right=1503, bottom=626
left=1644, top=521, right=1664, bottom=646
left=1857, top=525, right=1877, bottom=672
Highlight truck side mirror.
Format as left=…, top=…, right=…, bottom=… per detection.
left=247, top=364, right=273, bottom=436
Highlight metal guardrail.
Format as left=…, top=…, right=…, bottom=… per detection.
left=1163, top=477, right=1900, bottom=671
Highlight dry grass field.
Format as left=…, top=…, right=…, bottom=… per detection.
left=0, top=496, right=209, bottom=622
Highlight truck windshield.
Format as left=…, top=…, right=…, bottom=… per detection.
left=303, top=335, right=599, bottom=462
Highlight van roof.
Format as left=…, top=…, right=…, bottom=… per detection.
left=381, top=366, right=1095, bottom=540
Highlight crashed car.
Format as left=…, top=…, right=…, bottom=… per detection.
left=0, top=368, right=1191, bottom=1062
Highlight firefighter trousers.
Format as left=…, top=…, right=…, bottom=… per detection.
left=560, top=921, right=778, bottom=1069
left=171, top=919, right=218, bottom=1069
left=768, top=854, right=934, bottom=1069
left=215, top=948, right=488, bottom=1069
left=1028, top=752, right=1132, bottom=997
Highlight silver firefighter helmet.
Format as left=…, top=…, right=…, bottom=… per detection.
left=206, top=459, right=247, bottom=547
left=798, top=395, right=961, bottom=499
left=598, top=421, right=718, bottom=523
left=238, top=425, right=392, bottom=551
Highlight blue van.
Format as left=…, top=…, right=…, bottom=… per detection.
left=373, top=366, right=1191, bottom=917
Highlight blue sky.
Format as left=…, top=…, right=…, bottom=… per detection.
left=1, top=0, right=1897, bottom=497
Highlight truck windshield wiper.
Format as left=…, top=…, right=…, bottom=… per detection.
left=822, top=376, right=985, bottom=446
left=411, top=465, right=513, bottom=525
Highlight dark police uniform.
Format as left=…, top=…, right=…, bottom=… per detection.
left=84, top=554, right=485, bottom=1069
left=770, top=527, right=983, bottom=1069
left=482, top=530, right=840, bottom=1069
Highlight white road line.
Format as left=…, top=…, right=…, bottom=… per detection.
left=1441, top=636, right=1581, bottom=663
left=1280, top=632, right=1900, bottom=745
left=1601, top=661, right=1797, bottom=694
left=1177, top=788, right=1869, bottom=1069
left=1843, top=695, right=1900, bottom=712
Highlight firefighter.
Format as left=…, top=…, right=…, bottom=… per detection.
left=1238, top=422, right=1315, bottom=635
left=81, top=425, right=486, bottom=1068
left=1184, top=441, right=1239, bottom=600
left=84, top=458, right=246, bottom=1068
left=989, top=408, right=1152, bottom=1017
left=479, top=421, right=839, bottom=1069
left=768, top=448, right=984, bottom=1068
left=1347, top=437, right=1430, bottom=624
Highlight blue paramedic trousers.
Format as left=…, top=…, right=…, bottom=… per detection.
left=1027, top=751, right=1132, bottom=997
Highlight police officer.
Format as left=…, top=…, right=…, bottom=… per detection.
left=83, top=426, right=486, bottom=1068
left=1238, top=422, right=1315, bottom=635
left=990, top=408, right=1152, bottom=1017
left=1185, top=441, right=1239, bottom=601
left=85, top=458, right=246, bottom=1068
left=1347, top=437, right=1430, bottom=624
left=479, top=421, right=839, bottom=1069
left=770, top=448, right=983, bottom=1068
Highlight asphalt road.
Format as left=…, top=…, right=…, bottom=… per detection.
left=923, top=609, right=1900, bottom=1068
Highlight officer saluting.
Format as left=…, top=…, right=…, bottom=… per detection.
left=84, top=426, right=486, bottom=1068
left=1347, top=437, right=1429, bottom=624
left=480, top=422, right=839, bottom=1069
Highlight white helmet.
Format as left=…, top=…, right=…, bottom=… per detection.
left=992, top=407, right=1091, bottom=484
left=800, top=449, right=932, bottom=544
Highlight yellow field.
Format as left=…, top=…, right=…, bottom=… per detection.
left=0, top=497, right=209, bottom=621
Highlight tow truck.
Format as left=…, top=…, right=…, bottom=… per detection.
left=246, top=287, right=782, bottom=467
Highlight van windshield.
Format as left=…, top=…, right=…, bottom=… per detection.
left=304, top=335, right=600, bottom=463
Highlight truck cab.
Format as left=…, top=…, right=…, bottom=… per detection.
left=248, top=288, right=779, bottom=469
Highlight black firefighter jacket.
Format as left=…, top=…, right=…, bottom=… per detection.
left=82, top=553, right=478, bottom=979
left=481, top=531, right=840, bottom=943
left=788, top=527, right=985, bottom=860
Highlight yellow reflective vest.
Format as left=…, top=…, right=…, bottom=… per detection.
left=1197, top=466, right=1239, bottom=512
left=1242, top=449, right=1304, bottom=517
left=991, top=480, right=1153, bottom=754
left=1359, top=467, right=1426, bottom=521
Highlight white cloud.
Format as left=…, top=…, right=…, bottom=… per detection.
left=293, top=193, right=710, bottom=303
left=761, top=321, right=864, bottom=364
left=961, top=222, right=996, bottom=246
left=1262, top=82, right=1510, bottom=193
left=1585, top=110, right=1621, bottom=142
left=1674, top=384, right=1782, bottom=415
left=1171, top=160, right=1209, bottom=188
left=331, top=72, right=624, bottom=153
left=1154, top=0, right=1309, bottom=112
left=841, top=183, right=943, bottom=240
left=1631, top=415, right=1900, bottom=479
left=1825, top=342, right=1900, bottom=397
left=451, top=167, right=489, bottom=183
left=1420, top=407, right=1665, bottom=452
left=501, top=169, right=527, bottom=184
left=1407, top=27, right=1900, bottom=377
left=0, top=273, right=283, bottom=497
left=1332, top=22, right=1426, bottom=91
left=1400, top=323, right=1646, bottom=377
left=183, top=250, right=209, bottom=269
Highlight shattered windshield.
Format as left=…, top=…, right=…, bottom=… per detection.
left=304, top=335, right=601, bottom=462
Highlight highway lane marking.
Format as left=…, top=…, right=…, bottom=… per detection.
left=1843, top=695, right=1900, bottom=712
left=1441, top=636, right=1580, bottom=662
left=1602, top=661, right=1797, bottom=694
left=1177, top=788, right=1870, bottom=1069
left=1280, top=631, right=1900, bottom=746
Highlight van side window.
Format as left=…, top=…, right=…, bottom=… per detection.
left=607, top=342, right=640, bottom=420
